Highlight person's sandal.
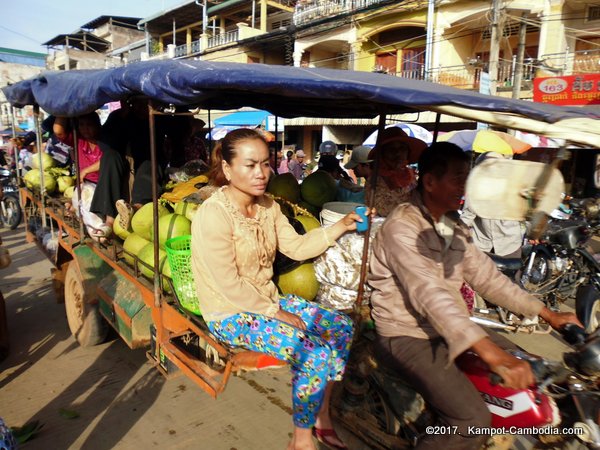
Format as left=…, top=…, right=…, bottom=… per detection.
left=312, top=427, right=348, bottom=449
left=89, top=223, right=112, bottom=244
left=116, top=199, right=133, bottom=230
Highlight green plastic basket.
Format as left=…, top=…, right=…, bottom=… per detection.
left=165, top=235, right=202, bottom=316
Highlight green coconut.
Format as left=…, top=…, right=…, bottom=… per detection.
left=267, top=173, right=301, bottom=204
left=150, top=213, right=192, bottom=249
left=276, top=262, right=320, bottom=301
left=174, top=201, right=200, bottom=222
left=57, top=176, right=75, bottom=193
left=64, top=186, right=75, bottom=199
left=113, top=213, right=133, bottom=241
left=298, top=200, right=321, bottom=218
left=296, top=215, right=321, bottom=232
left=131, top=202, right=169, bottom=241
left=23, top=169, right=57, bottom=194
left=301, top=171, right=337, bottom=208
left=138, top=242, right=168, bottom=279
left=30, top=153, right=56, bottom=170
left=122, top=233, right=150, bottom=266
left=161, top=259, right=172, bottom=293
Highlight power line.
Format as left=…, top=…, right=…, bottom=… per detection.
left=0, top=24, right=42, bottom=45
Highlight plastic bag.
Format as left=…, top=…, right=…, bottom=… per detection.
left=314, top=217, right=384, bottom=310
left=71, top=182, right=105, bottom=236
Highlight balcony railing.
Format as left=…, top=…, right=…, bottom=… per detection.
left=540, top=49, right=600, bottom=75
left=294, top=0, right=393, bottom=26
left=207, top=29, right=239, bottom=49
left=383, top=60, right=536, bottom=91
left=174, top=40, right=203, bottom=58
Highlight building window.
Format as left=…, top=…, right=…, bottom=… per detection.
left=271, top=19, right=291, bottom=30
left=375, top=52, right=397, bottom=74
left=401, top=47, right=425, bottom=79
left=588, top=6, right=600, bottom=22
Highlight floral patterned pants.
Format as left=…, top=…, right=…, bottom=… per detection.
left=207, top=294, right=354, bottom=428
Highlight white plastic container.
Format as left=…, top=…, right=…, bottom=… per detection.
left=320, top=202, right=365, bottom=226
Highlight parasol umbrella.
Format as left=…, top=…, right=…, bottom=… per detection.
left=438, top=129, right=532, bottom=155
left=363, top=123, right=433, bottom=147
left=208, top=126, right=275, bottom=142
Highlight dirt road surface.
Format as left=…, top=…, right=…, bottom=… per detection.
left=0, top=226, right=294, bottom=450
left=0, top=225, right=585, bottom=449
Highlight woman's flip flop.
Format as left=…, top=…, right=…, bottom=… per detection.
left=312, top=427, right=348, bottom=449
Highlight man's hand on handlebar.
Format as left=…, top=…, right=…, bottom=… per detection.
left=471, top=337, right=535, bottom=389
left=539, top=307, right=583, bottom=331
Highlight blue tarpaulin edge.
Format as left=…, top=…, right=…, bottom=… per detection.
left=3, top=60, right=600, bottom=124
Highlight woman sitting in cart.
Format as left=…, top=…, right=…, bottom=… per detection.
left=54, top=112, right=127, bottom=240
left=191, top=128, right=369, bottom=450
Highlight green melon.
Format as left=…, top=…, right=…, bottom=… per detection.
left=301, top=171, right=337, bottom=207
left=122, top=233, right=150, bottom=266
left=150, top=213, right=191, bottom=249
left=267, top=173, right=301, bottom=204
left=276, top=262, right=320, bottom=301
left=131, top=202, right=169, bottom=241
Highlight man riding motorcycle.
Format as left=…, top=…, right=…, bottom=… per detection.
left=369, top=142, right=581, bottom=450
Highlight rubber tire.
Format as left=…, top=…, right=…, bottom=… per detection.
left=0, top=194, right=22, bottom=230
left=64, top=261, right=108, bottom=347
left=585, top=299, right=600, bottom=335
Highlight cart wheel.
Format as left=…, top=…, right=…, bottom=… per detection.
left=64, top=261, right=108, bottom=347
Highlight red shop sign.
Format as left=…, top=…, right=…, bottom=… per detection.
left=533, top=74, right=600, bottom=105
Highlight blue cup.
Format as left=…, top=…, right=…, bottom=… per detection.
left=355, top=206, right=368, bottom=233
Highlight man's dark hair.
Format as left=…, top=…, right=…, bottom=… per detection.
left=417, top=142, right=469, bottom=191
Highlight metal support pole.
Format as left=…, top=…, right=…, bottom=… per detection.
left=424, top=0, right=435, bottom=81
left=148, top=102, right=161, bottom=308
left=173, top=18, right=176, bottom=46
left=432, top=113, right=441, bottom=143
left=355, top=113, right=387, bottom=320
left=33, top=106, right=47, bottom=231
left=489, top=0, right=502, bottom=96
left=207, top=110, right=212, bottom=155
left=10, top=107, right=19, bottom=181
left=72, top=122, right=85, bottom=242
left=512, top=13, right=527, bottom=100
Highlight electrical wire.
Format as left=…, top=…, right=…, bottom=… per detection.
left=190, top=3, right=599, bottom=72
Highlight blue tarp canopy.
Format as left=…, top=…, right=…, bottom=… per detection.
left=213, top=110, right=269, bottom=127
left=3, top=60, right=600, bottom=146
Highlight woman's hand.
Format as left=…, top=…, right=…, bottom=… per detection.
left=275, top=309, right=306, bottom=330
left=339, top=207, right=377, bottom=232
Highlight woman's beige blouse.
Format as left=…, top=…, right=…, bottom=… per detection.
left=191, top=187, right=336, bottom=322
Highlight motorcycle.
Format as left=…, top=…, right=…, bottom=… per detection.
left=518, top=219, right=600, bottom=333
left=0, top=168, right=22, bottom=230
left=333, top=324, right=600, bottom=450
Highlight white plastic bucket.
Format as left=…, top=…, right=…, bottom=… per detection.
left=320, top=202, right=365, bottom=226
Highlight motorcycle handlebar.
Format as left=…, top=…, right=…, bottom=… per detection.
left=560, top=323, right=587, bottom=346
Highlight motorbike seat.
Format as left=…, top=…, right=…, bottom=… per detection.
left=486, top=253, right=522, bottom=272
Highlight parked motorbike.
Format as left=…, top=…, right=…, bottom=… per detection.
left=518, top=218, right=600, bottom=333
left=470, top=253, right=548, bottom=334
left=0, top=168, right=22, bottom=230
left=333, top=324, right=600, bottom=450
